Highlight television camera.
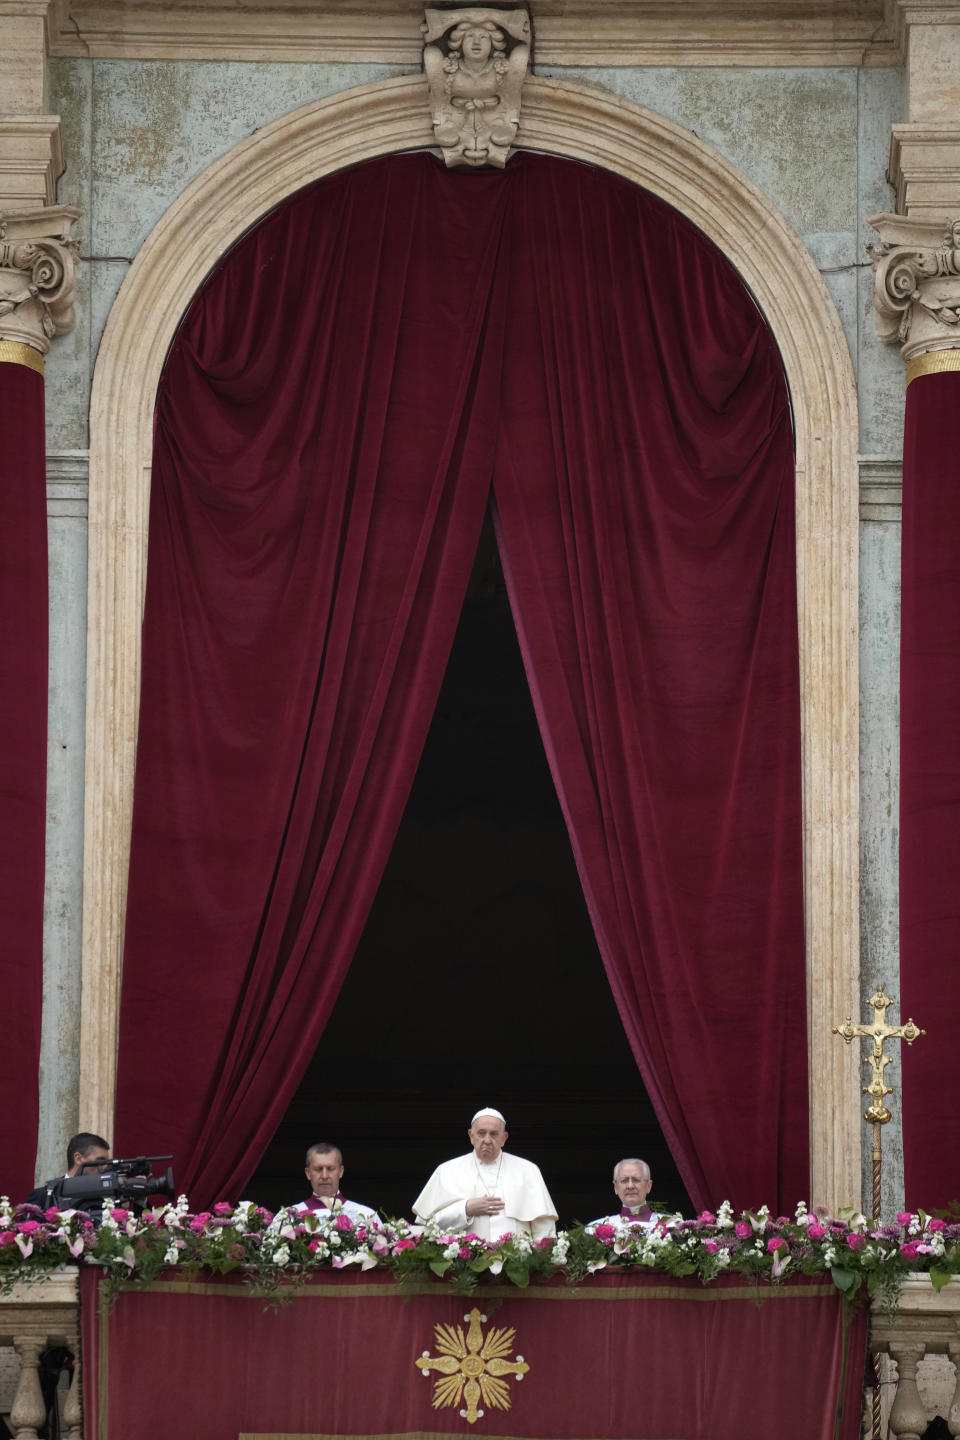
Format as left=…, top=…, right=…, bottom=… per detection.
left=54, top=1155, right=176, bottom=1217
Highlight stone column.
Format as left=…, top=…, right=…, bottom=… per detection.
left=869, top=206, right=960, bottom=1211
left=0, top=203, right=80, bottom=1198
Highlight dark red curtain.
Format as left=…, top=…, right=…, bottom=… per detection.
left=116, top=160, right=509, bottom=1201
left=901, top=365, right=960, bottom=1210
left=117, top=153, right=805, bottom=1213
left=0, top=350, right=47, bottom=1201
left=492, top=164, right=805, bottom=1212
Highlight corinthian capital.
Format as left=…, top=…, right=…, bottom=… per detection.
left=869, top=211, right=960, bottom=362
left=0, top=205, right=81, bottom=354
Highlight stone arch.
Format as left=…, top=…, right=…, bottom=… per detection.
left=81, top=73, right=860, bottom=1208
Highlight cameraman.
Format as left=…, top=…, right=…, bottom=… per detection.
left=25, top=1132, right=111, bottom=1211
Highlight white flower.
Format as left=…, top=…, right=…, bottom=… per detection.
left=175, top=1194, right=190, bottom=1216
left=716, top=1201, right=734, bottom=1230
left=443, top=1242, right=460, bottom=1260
left=272, top=1244, right=290, bottom=1267
left=163, top=1245, right=179, bottom=1265
left=552, top=1234, right=570, bottom=1264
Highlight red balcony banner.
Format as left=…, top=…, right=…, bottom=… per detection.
left=81, top=1269, right=866, bottom=1440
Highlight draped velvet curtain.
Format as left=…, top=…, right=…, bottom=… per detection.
left=900, top=365, right=960, bottom=1211
left=117, top=153, right=806, bottom=1214
left=0, top=348, right=47, bottom=1201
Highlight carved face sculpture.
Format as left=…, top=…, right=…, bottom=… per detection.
left=461, top=26, right=493, bottom=64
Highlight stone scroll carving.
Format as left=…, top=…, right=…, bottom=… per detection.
left=423, top=8, right=530, bottom=168
left=869, top=212, right=960, bottom=361
left=0, top=205, right=81, bottom=353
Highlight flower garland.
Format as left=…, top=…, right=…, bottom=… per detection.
left=2, top=1196, right=957, bottom=1311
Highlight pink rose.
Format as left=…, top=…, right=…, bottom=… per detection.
left=308, top=1238, right=320, bottom=1252
left=459, top=1246, right=472, bottom=1258
left=212, top=1202, right=233, bottom=1216
left=44, top=1207, right=62, bottom=1222
left=109, top=1208, right=130, bottom=1222
left=704, top=1240, right=720, bottom=1254
left=807, top=1223, right=827, bottom=1240
left=734, top=1222, right=752, bottom=1239
left=929, top=1218, right=947, bottom=1232
left=335, top=1213, right=354, bottom=1232
left=767, top=1237, right=788, bottom=1253
left=0, top=1231, right=15, bottom=1247
left=897, top=1212, right=913, bottom=1227
left=17, top=1221, right=41, bottom=1234
left=463, top=1233, right=481, bottom=1243
left=594, top=1224, right=616, bottom=1241
left=899, top=1241, right=920, bottom=1258
left=697, top=1211, right=715, bottom=1225
left=846, top=1233, right=866, bottom=1252
left=393, top=1238, right=415, bottom=1251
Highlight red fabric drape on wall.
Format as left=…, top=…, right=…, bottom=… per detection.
left=492, top=164, right=805, bottom=1211
left=82, top=1269, right=866, bottom=1440
left=0, top=353, right=47, bottom=1201
left=117, top=154, right=806, bottom=1212
left=900, top=366, right=960, bottom=1210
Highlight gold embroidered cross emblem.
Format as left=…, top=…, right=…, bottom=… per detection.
left=415, top=1307, right=530, bottom=1424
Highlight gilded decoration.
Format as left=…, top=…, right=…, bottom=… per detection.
left=870, top=212, right=960, bottom=361
left=415, top=1307, right=530, bottom=1423
left=422, top=8, right=529, bottom=168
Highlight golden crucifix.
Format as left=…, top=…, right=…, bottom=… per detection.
left=833, top=984, right=925, bottom=1218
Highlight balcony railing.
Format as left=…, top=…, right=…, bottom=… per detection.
left=0, top=1270, right=81, bottom=1439
left=1, top=1268, right=959, bottom=1438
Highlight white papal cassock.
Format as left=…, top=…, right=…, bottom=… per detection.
left=413, top=1152, right=558, bottom=1242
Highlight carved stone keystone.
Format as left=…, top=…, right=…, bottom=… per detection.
left=423, top=7, right=529, bottom=168
left=0, top=205, right=81, bottom=354
left=869, top=211, right=960, bottom=361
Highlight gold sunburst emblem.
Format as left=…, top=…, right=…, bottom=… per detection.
left=415, top=1307, right=530, bottom=1424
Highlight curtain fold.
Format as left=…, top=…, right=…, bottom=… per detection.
left=490, top=161, right=806, bottom=1213
left=116, top=158, right=509, bottom=1204
left=117, top=153, right=805, bottom=1213
left=0, top=349, right=47, bottom=1202
left=900, top=366, right=960, bottom=1211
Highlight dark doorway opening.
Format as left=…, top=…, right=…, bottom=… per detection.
left=248, top=512, right=692, bottom=1225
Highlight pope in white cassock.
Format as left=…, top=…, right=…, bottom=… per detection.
left=413, top=1107, right=557, bottom=1241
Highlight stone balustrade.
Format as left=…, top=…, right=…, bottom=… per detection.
left=871, top=1275, right=960, bottom=1439
left=0, top=1271, right=81, bottom=1440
